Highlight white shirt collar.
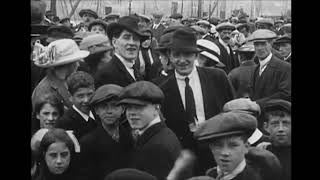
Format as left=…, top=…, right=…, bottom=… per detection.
left=72, top=105, right=95, bottom=122
left=217, top=159, right=246, bottom=180
left=115, top=53, right=135, bottom=69
left=259, top=52, right=272, bottom=67
left=138, top=115, right=161, bottom=135
left=284, top=52, right=291, bottom=61
left=175, top=65, right=197, bottom=80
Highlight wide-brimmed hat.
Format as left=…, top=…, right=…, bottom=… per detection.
left=79, top=9, right=98, bottom=19
left=88, top=19, right=108, bottom=31
left=167, top=27, right=201, bottom=53
left=216, top=22, right=236, bottom=32
left=106, top=16, right=149, bottom=42
left=247, top=29, right=277, bottom=42
left=80, top=34, right=113, bottom=54
left=197, top=39, right=225, bottom=67
left=32, top=39, right=89, bottom=68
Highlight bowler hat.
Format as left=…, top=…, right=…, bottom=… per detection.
left=79, top=9, right=98, bottom=19
left=32, top=39, right=89, bottom=68
left=262, top=99, right=291, bottom=113
left=105, top=168, right=157, bottom=180
left=194, top=111, right=257, bottom=141
left=118, top=81, right=164, bottom=106
left=223, top=98, right=261, bottom=115
left=216, top=22, right=236, bottom=32
left=107, top=16, right=149, bottom=42
left=247, top=29, right=277, bottom=42
left=90, top=84, right=123, bottom=106
left=167, top=27, right=201, bottom=53
left=47, top=25, right=74, bottom=42
left=88, top=19, right=108, bottom=32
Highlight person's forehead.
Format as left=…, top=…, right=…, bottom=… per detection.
left=269, top=114, right=291, bottom=122
left=74, top=87, right=95, bottom=94
left=120, top=30, right=137, bottom=37
left=83, top=13, right=94, bottom=18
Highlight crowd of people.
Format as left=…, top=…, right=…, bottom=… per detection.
left=31, top=0, right=291, bottom=180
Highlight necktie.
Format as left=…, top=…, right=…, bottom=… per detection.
left=185, top=77, right=197, bottom=127
left=132, top=64, right=143, bottom=81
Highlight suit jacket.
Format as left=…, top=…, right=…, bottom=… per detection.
left=151, top=23, right=166, bottom=43
left=250, top=55, right=291, bottom=107
left=214, top=39, right=240, bottom=74
left=77, top=125, right=133, bottom=180
left=159, top=67, right=235, bottom=175
left=136, top=48, right=162, bottom=81
left=206, top=163, right=263, bottom=180
left=94, top=55, right=139, bottom=88
left=55, top=107, right=97, bottom=139
left=130, top=122, right=181, bottom=180
left=228, top=60, right=257, bottom=98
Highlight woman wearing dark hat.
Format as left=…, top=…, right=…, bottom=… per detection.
left=79, top=34, right=114, bottom=76
left=31, top=128, right=81, bottom=180
left=77, top=84, right=133, bottom=180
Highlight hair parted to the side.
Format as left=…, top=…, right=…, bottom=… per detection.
left=40, top=128, right=75, bottom=154
left=67, top=71, right=95, bottom=95
left=33, top=93, right=64, bottom=116
left=263, top=110, right=291, bottom=123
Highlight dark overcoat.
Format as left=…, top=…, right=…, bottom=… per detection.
left=94, top=55, right=138, bottom=88
left=250, top=55, right=291, bottom=107
left=151, top=23, right=166, bottom=43
left=55, top=107, right=97, bottom=139
left=129, top=122, right=182, bottom=180
left=159, top=67, right=235, bottom=174
left=77, top=125, right=133, bottom=180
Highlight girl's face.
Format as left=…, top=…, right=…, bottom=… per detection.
left=37, top=103, right=60, bottom=129
left=45, top=142, right=71, bottom=174
left=91, top=25, right=106, bottom=35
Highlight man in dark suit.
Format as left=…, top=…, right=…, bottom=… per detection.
left=94, top=16, right=149, bottom=88
left=273, top=35, right=291, bottom=63
left=118, top=81, right=182, bottom=180
left=158, top=27, right=235, bottom=175
left=214, top=22, right=240, bottom=74
left=247, top=29, right=291, bottom=108
left=151, top=13, right=166, bottom=43
left=56, top=71, right=97, bottom=139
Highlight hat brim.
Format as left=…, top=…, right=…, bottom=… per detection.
left=197, top=130, right=252, bottom=142
left=107, top=23, right=149, bottom=42
left=117, top=98, right=150, bottom=106
left=34, top=50, right=89, bottom=68
left=79, top=11, right=98, bottom=19
left=168, top=46, right=202, bottom=53
left=91, top=94, right=118, bottom=106
left=200, top=51, right=225, bottom=67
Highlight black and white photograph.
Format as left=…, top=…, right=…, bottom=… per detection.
left=30, top=0, right=291, bottom=179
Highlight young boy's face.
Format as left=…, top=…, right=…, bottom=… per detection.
left=71, top=86, right=95, bottom=114
left=264, top=112, right=291, bottom=147
left=209, top=135, right=249, bottom=173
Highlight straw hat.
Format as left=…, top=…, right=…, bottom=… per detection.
left=32, top=39, right=89, bottom=68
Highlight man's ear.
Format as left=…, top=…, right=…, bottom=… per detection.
left=263, top=122, right=270, bottom=134
left=112, top=37, right=117, bottom=46
left=244, top=141, right=250, bottom=154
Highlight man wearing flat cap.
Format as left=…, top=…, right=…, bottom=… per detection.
left=151, top=12, right=165, bottom=43
left=78, top=9, right=98, bottom=32
left=118, top=81, right=182, bottom=180
left=94, top=16, right=149, bottom=88
left=214, top=22, right=240, bottom=74
left=77, top=84, right=133, bottom=180
left=194, top=111, right=282, bottom=180
left=159, top=27, right=235, bottom=175
left=258, top=99, right=291, bottom=180
left=103, top=13, right=120, bottom=25
left=274, top=35, right=291, bottom=63
left=247, top=29, right=291, bottom=107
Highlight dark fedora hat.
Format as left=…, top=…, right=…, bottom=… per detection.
left=106, top=16, right=149, bottom=42
left=79, top=9, right=98, bottom=19
left=167, top=27, right=201, bottom=53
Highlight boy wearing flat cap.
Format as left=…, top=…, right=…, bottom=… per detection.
left=258, top=99, right=291, bottom=180
left=77, top=84, right=133, bottom=180
left=118, top=81, right=181, bottom=180
left=194, top=111, right=281, bottom=180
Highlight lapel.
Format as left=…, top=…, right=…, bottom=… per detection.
left=196, top=67, right=210, bottom=119
left=253, top=55, right=277, bottom=93
left=163, top=74, right=185, bottom=114
left=69, top=107, right=87, bottom=125
left=112, top=55, right=135, bottom=83
left=136, top=122, right=165, bottom=148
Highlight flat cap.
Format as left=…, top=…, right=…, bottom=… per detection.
left=262, top=99, right=291, bottom=113
left=194, top=111, right=257, bottom=141
left=80, top=34, right=111, bottom=50
left=274, top=35, right=291, bottom=44
left=118, top=81, right=164, bottom=106
left=90, top=84, right=123, bottom=106
left=247, top=29, right=277, bottom=42
left=235, top=42, right=255, bottom=52
left=47, top=25, right=74, bottom=38
left=255, top=18, right=274, bottom=26
left=79, top=9, right=98, bottom=19
left=196, top=20, right=211, bottom=27
left=170, top=13, right=183, bottom=19
left=223, top=98, right=261, bottom=115
left=216, top=22, right=236, bottom=32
